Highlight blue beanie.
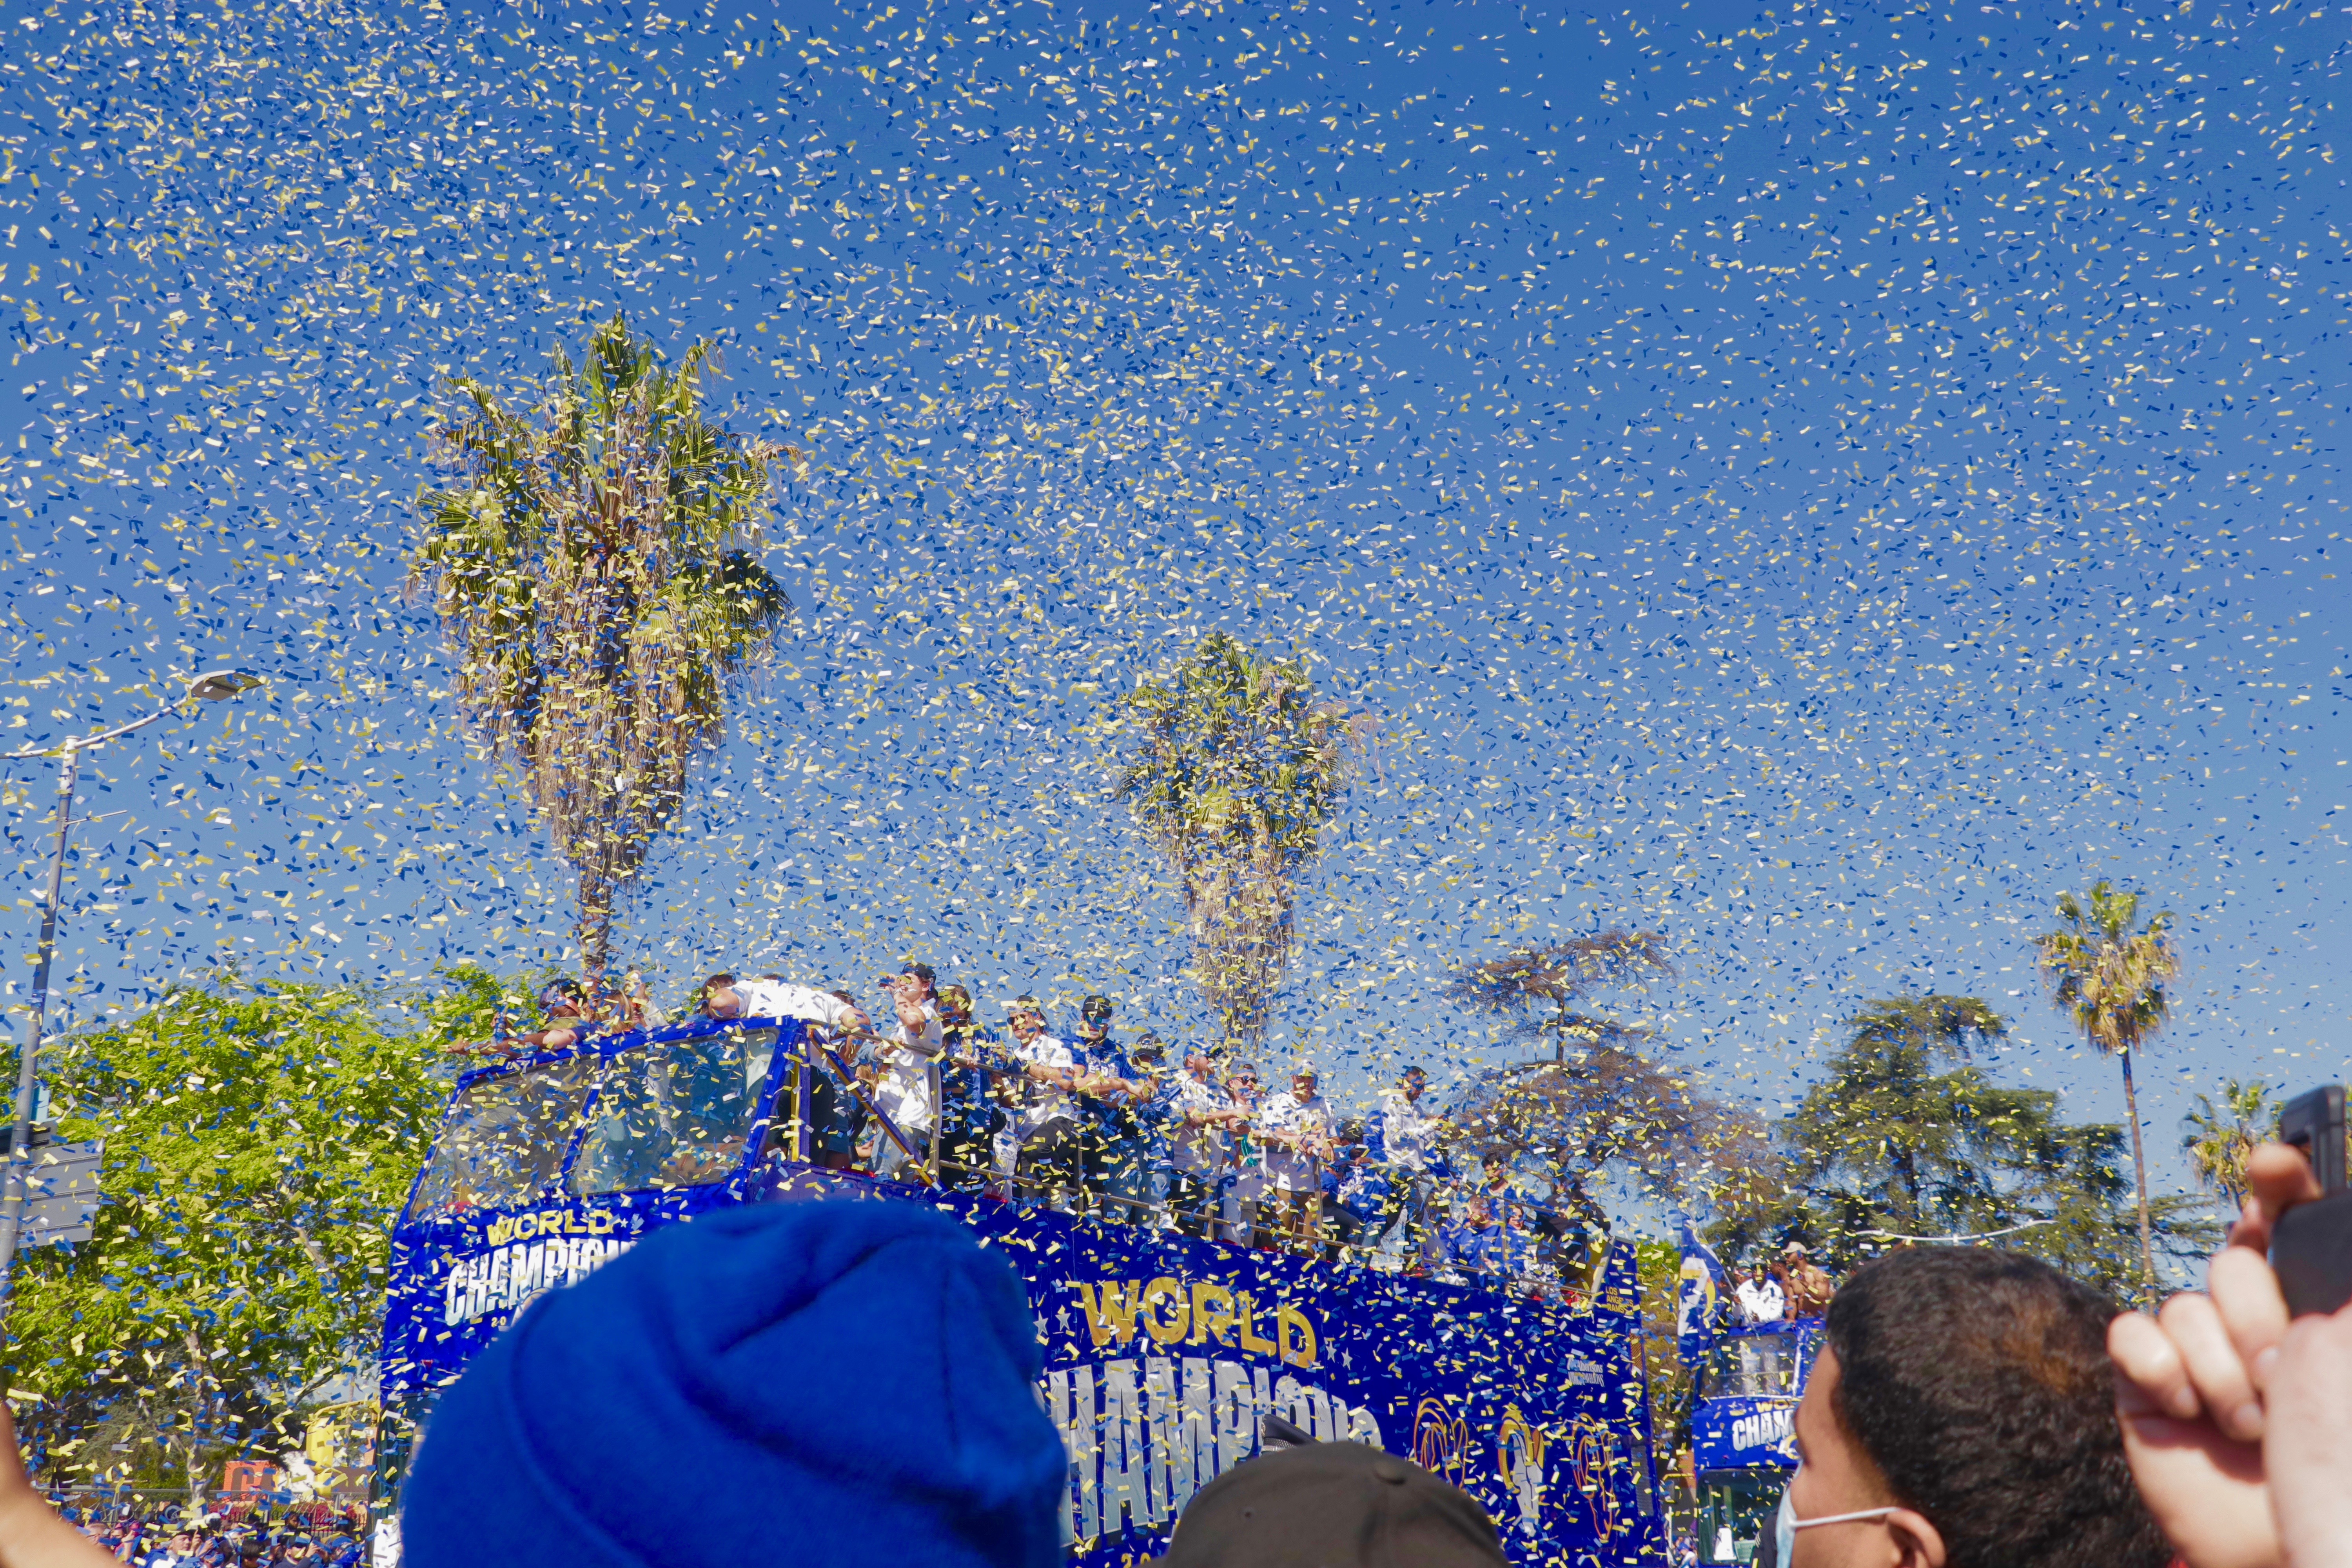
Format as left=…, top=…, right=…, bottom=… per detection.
left=401, top=1201, right=1067, bottom=1568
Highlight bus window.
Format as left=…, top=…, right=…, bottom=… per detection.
left=403, top=1056, right=602, bottom=1223
left=1708, top=1331, right=1800, bottom=1399
left=570, top=1028, right=776, bottom=1195
left=1697, top=1469, right=1784, bottom=1565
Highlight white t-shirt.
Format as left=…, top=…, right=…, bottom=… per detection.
left=872, top=1013, right=944, bottom=1132
left=1169, top=1073, right=1230, bottom=1175
left=1011, top=1033, right=1076, bottom=1137
left=1377, top=1086, right=1437, bottom=1172
left=1254, top=1090, right=1332, bottom=1192
left=1736, top=1276, right=1786, bottom=1325
left=735, top=979, right=860, bottom=1030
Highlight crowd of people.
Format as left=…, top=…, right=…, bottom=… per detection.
left=479, top=963, right=1597, bottom=1289
left=1731, top=1243, right=1837, bottom=1324
left=49, top=1508, right=362, bottom=1567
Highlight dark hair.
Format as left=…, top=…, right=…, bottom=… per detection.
left=900, top=962, right=936, bottom=988
left=1823, top=1247, right=2167, bottom=1568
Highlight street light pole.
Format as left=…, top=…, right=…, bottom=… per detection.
left=0, top=670, right=262, bottom=1316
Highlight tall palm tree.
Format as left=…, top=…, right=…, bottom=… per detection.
left=1443, top=931, right=1674, bottom=1062
left=1110, top=634, right=1368, bottom=1052
left=2034, top=880, right=2180, bottom=1296
left=2183, top=1079, right=2276, bottom=1216
left=409, top=316, right=793, bottom=988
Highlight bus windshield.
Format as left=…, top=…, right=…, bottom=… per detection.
left=403, top=1056, right=603, bottom=1223
left=1708, top=1330, right=1800, bottom=1399
left=570, top=1028, right=776, bottom=1195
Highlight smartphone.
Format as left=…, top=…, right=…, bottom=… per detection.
left=2271, top=1085, right=2352, bottom=1317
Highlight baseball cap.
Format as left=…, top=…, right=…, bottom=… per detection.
left=538, top=979, right=584, bottom=1012
left=1080, top=994, right=1114, bottom=1022
left=1148, top=1426, right=1506, bottom=1568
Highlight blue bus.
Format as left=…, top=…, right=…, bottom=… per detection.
left=1689, top=1318, right=1820, bottom=1566
left=371, top=1011, right=1670, bottom=1566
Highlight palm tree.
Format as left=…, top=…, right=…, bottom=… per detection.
left=2034, top=880, right=2181, bottom=1296
left=1109, top=634, right=1368, bottom=1052
left=410, top=316, right=793, bottom=988
left=2183, top=1080, right=2276, bottom=1216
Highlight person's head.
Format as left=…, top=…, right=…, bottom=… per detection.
left=539, top=979, right=584, bottom=1019
left=1401, top=1064, right=1429, bottom=1101
left=1078, top=995, right=1113, bottom=1039
left=1482, top=1162, right=1509, bottom=1191
left=1227, top=1063, right=1260, bottom=1098
left=1784, top=1241, right=1811, bottom=1267
left=936, top=984, right=973, bottom=1024
left=1336, top=1119, right=1366, bottom=1159
left=401, top=1201, right=1067, bottom=1568
left=701, top=976, right=744, bottom=1018
left=1186, top=1049, right=1217, bottom=1081
left=1786, top=1247, right=2167, bottom=1568
left=1129, top=1033, right=1166, bottom=1070
left=1154, top=1426, right=1507, bottom=1568
left=896, top=962, right=936, bottom=1003
left=1007, top=995, right=1044, bottom=1042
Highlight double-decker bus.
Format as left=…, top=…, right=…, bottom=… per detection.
left=372, top=1011, right=1668, bottom=1566
left=1689, top=1317, right=1819, bottom=1565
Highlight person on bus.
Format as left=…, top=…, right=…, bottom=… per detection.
left=1168, top=1049, right=1243, bottom=1237
left=1004, top=996, right=1082, bottom=1209
left=1366, top=1064, right=1442, bottom=1267
left=932, top=984, right=1006, bottom=1190
left=1319, top=1121, right=1387, bottom=1265
left=1781, top=1242, right=1834, bottom=1319
left=1067, top=995, right=1134, bottom=1214
left=1737, top=1261, right=1786, bottom=1325
left=1253, top=1067, right=1331, bottom=1252
left=869, top=964, right=945, bottom=1183
left=512, top=979, right=594, bottom=1054
left=1219, top=1063, right=1267, bottom=1246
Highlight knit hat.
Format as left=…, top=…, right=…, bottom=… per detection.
left=1150, top=1437, right=1508, bottom=1568
left=401, top=1201, right=1067, bottom=1568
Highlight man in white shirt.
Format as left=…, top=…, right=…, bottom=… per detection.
left=1253, top=1067, right=1332, bottom=1252
left=1219, top=1063, right=1265, bottom=1246
left=1168, top=1049, right=1246, bottom=1238
left=1735, top=1260, right=1785, bottom=1325
left=869, top=963, right=945, bottom=1183
left=1004, top=995, right=1082, bottom=1209
left=702, top=973, right=869, bottom=1167
left=1368, top=1065, right=1441, bottom=1267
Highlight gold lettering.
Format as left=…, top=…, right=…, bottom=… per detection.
left=1142, top=1278, right=1191, bottom=1345
left=512, top=1212, right=539, bottom=1241
left=587, top=1210, right=615, bottom=1235
left=1074, top=1281, right=1147, bottom=1347
left=485, top=1217, right=512, bottom=1247
left=1237, top=1293, right=1278, bottom=1356
left=1276, top=1302, right=1318, bottom=1369
left=1190, top=1281, right=1237, bottom=1346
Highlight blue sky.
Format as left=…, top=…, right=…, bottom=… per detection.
left=0, top=0, right=2342, bottom=1223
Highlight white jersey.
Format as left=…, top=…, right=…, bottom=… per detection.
left=1011, top=1033, right=1077, bottom=1137
left=735, top=979, right=860, bottom=1031
left=1377, top=1086, right=1438, bottom=1172
left=1170, top=1073, right=1230, bottom=1175
left=1253, top=1090, right=1331, bottom=1192
left=1737, top=1276, right=1786, bottom=1325
left=872, top=1012, right=944, bottom=1133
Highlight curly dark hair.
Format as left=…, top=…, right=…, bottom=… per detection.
left=1824, top=1247, right=2168, bottom=1568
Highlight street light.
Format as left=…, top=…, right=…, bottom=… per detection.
left=0, top=669, right=264, bottom=1312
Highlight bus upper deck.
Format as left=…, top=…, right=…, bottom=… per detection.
left=377, top=1014, right=1670, bottom=1567
left=1690, top=1317, right=1820, bottom=1566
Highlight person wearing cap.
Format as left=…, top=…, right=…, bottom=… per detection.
left=1150, top=1417, right=1508, bottom=1568
left=1004, top=996, right=1083, bottom=1209
left=1366, top=1064, right=1443, bottom=1268
left=1252, top=1066, right=1332, bottom=1253
left=1783, top=1240, right=1835, bottom=1318
left=869, top=963, right=946, bottom=1183
left=1066, top=995, right=1137, bottom=1215
left=1318, top=1120, right=1388, bottom=1266
left=1167, top=1050, right=1244, bottom=1238
left=399, top=1200, right=1070, bottom=1568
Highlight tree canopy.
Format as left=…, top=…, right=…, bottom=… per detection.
left=1710, top=993, right=2216, bottom=1297
left=411, top=315, right=794, bottom=985
left=4, top=983, right=446, bottom=1491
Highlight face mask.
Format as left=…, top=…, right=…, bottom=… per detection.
left=1774, top=1484, right=1898, bottom=1566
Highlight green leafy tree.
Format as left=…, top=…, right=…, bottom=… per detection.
left=2033, top=880, right=2181, bottom=1297
left=3, top=984, right=444, bottom=1494
left=412, top=315, right=794, bottom=987
left=1710, top=995, right=2215, bottom=1298
left=1109, top=634, right=1367, bottom=1050
left=2183, top=1080, right=2277, bottom=1217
